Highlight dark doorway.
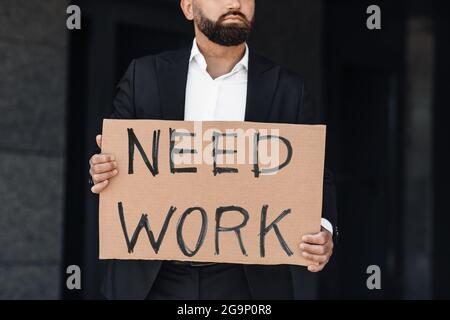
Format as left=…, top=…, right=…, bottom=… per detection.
left=322, top=0, right=406, bottom=299
left=63, top=0, right=193, bottom=299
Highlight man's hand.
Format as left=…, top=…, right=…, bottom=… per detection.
left=89, top=134, right=118, bottom=194
left=299, top=228, right=334, bottom=272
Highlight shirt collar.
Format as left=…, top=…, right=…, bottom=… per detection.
left=189, top=38, right=249, bottom=73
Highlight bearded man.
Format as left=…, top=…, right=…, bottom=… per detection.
left=89, top=0, right=338, bottom=300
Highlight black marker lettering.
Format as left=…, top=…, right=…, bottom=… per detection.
left=215, top=206, right=249, bottom=256
left=176, top=207, right=208, bottom=257
left=169, top=128, right=198, bottom=174
left=252, top=133, right=293, bottom=177
left=212, top=131, right=239, bottom=176
left=259, top=205, right=293, bottom=257
left=118, top=202, right=176, bottom=254
left=128, top=128, right=160, bottom=176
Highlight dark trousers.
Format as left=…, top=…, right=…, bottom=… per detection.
left=146, top=261, right=252, bottom=300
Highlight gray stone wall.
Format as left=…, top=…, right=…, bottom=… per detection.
left=0, top=0, right=67, bottom=299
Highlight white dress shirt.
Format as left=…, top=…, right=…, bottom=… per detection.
left=183, top=39, right=333, bottom=235
left=184, top=39, right=249, bottom=121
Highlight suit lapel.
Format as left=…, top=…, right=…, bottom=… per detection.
left=156, top=47, right=191, bottom=120
left=156, top=46, right=279, bottom=123
left=245, top=51, right=279, bottom=122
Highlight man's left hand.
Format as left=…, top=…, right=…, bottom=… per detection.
left=299, top=228, right=334, bottom=272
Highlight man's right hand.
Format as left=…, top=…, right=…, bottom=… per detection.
left=89, top=134, right=118, bottom=194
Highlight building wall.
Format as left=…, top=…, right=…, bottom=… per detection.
left=0, top=0, right=67, bottom=299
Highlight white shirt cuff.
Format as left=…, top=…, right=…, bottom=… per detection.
left=321, top=218, right=333, bottom=236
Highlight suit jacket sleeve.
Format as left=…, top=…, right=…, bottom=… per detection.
left=89, top=60, right=138, bottom=163
left=297, top=82, right=339, bottom=240
left=109, top=59, right=137, bottom=119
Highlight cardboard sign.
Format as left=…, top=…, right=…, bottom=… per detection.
left=99, top=119, right=326, bottom=266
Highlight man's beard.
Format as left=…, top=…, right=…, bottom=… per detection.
left=194, top=9, right=253, bottom=46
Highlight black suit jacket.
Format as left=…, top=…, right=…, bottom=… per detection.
left=100, top=45, right=338, bottom=300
